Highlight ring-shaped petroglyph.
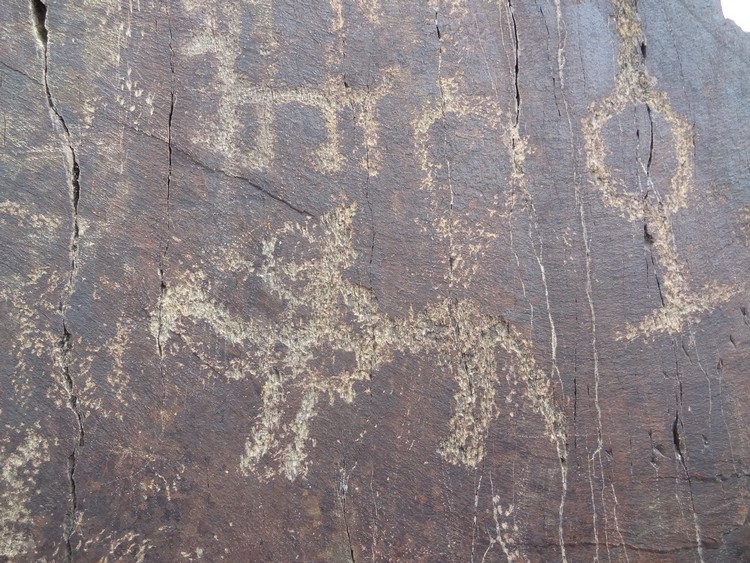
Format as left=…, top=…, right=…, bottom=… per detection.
left=582, top=0, right=738, bottom=340
left=412, top=68, right=507, bottom=287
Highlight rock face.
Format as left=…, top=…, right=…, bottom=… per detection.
left=1, top=0, right=749, bottom=560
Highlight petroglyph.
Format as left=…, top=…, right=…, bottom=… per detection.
left=328, top=0, right=382, bottom=33
left=183, top=1, right=395, bottom=175
left=153, top=203, right=564, bottom=480
left=0, top=431, right=49, bottom=559
left=413, top=74, right=504, bottom=192
left=237, top=71, right=397, bottom=174
left=582, top=0, right=738, bottom=340
left=115, top=65, right=152, bottom=122
left=412, top=73, right=503, bottom=284
left=423, top=5, right=572, bottom=554
left=247, top=0, right=279, bottom=56
left=355, top=0, right=381, bottom=25
left=482, top=497, right=524, bottom=562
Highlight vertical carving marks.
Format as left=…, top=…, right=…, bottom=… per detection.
left=582, top=0, right=738, bottom=340
left=153, top=204, right=562, bottom=479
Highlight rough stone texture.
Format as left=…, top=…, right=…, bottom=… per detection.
left=1, top=0, right=749, bottom=560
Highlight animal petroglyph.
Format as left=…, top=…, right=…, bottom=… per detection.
left=183, top=1, right=395, bottom=175
left=582, top=0, right=737, bottom=340
left=153, top=203, right=565, bottom=480
left=236, top=71, right=397, bottom=174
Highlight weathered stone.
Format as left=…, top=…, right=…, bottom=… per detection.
left=1, top=0, right=749, bottom=560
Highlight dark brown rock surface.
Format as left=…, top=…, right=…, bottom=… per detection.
left=1, top=0, right=749, bottom=560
